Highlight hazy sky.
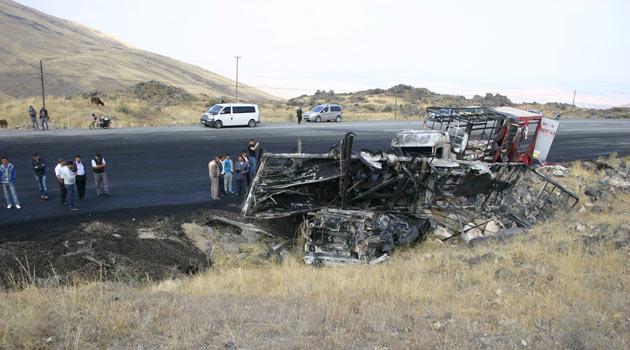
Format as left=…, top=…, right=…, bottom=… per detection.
left=17, top=0, right=630, bottom=106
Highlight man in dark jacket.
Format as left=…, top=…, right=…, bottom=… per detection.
left=234, top=155, right=250, bottom=196
left=217, top=154, right=226, bottom=197
left=296, top=107, right=303, bottom=124
left=39, top=107, right=49, bottom=130
left=31, top=153, right=48, bottom=199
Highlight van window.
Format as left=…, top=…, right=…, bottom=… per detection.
left=221, top=107, right=232, bottom=114
left=331, top=106, right=341, bottom=112
left=207, top=105, right=223, bottom=114
left=322, top=107, right=329, bottom=113
left=233, top=106, right=256, bottom=114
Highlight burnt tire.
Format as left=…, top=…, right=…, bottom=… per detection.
left=214, top=120, right=223, bottom=129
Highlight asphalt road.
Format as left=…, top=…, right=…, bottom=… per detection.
left=0, top=119, right=628, bottom=225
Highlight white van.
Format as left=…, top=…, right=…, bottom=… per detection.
left=201, top=103, right=259, bottom=128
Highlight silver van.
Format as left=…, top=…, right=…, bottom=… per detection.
left=303, top=104, right=343, bottom=122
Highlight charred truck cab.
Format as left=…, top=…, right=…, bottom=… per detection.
left=391, top=130, right=451, bottom=159
left=422, top=106, right=544, bottom=165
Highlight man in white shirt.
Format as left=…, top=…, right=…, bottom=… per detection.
left=74, top=155, right=87, bottom=200
left=91, top=153, right=111, bottom=196
left=60, top=161, right=78, bottom=211
left=54, top=158, right=67, bottom=206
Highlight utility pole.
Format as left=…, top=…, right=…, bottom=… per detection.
left=572, top=89, right=576, bottom=106
left=394, top=89, right=398, bottom=120
left=39, top=59, right=46, bottom=110
left=234, top=56, right=241, bottom=103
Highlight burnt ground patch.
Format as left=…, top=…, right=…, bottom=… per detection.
left=0, top=199, right=247, bottom=288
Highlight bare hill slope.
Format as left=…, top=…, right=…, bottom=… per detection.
left=0, top=0, right=273, bottom=101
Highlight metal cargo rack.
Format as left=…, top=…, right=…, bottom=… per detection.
left=427, top=107, right=507, bottom=161
left=529, top=169, right=580, bottom=221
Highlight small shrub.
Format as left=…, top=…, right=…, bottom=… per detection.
left=116, top=105, right=131, bottom=114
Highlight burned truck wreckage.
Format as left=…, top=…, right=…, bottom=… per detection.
left=242, top=107, right=579, bottom=265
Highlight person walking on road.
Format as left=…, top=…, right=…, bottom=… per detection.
left=222, top=154, right=234, bottom=195
left=0, top=157, right=21, bottom=209
left=60, top=161, right=78, bottom=211
left=234, top=155, right=249, bottom=196
left=31, top=153, right=48, bottom=199
left=28, top=106, right=39, bottom=130
left=296, top=107, right=303, bottom=125
left=91, top=153, right=111, bottom=196
left=74, top=155, right=87, bottom=200
left=39, top=107, right=49, bottom=130
left=55, top=158, right=67, bottom=206
left=208, top=156, right=221, bottom=200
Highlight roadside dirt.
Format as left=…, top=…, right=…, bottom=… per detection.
left=0, top=202, right=238, bottom=288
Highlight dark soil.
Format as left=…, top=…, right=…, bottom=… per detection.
left=0, top=201, right=249, bottom=288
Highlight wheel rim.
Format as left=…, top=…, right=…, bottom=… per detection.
left=215, top=121, right=222, bottom=129
left=316, top=116, right=321, bottom=122
left=336, top=116, right=341, bottom=122
left=249, top=120, right=255, bottom=127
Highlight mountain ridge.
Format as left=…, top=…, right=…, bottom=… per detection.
left=0, top=0, right=274, bottom=101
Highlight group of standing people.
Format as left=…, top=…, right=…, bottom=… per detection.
left=207, top=139, right=260, bottom=200
left=1, top=153, right=111, bottom=211
left=28, top=105, right=50, bottom=130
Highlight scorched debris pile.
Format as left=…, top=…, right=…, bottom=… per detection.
left=242, top=108, right=579, bottom=265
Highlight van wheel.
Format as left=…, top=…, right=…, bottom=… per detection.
left=214, top=120, right=222, bottom=129
left=335, top=115, right=341, bottom=122
left=315, top=116, right=321, bottom=123
left=248, top=119, right=257, bottom=127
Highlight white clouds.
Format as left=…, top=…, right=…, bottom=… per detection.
left=18, top=0, right=630, bottom=105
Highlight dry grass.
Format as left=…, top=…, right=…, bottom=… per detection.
left=0, top=96, right=417, bottom=130
left=0, top=160, right=628, bottom=349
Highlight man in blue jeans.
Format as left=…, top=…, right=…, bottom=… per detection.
left=31, top=153, right=48, bottom=199
left=60, top=160, right=78, bottom=211
left=0, top=156, right=21, bottom=209
left=28, top=106, right=39, bottom=130
left=222, top=154, right=234, bottom=195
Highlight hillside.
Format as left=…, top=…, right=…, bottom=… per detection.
left=288, top=85, right=630, bottom=119
left=0, top=0, right=273, bottom=101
